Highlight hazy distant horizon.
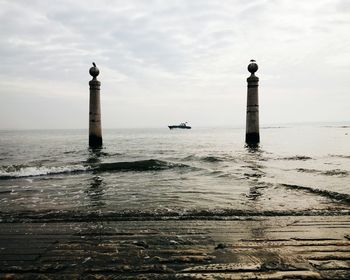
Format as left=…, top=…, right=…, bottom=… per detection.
left=0, top=120, right=349, bottom=131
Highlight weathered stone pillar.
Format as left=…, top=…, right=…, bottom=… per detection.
left=89, top=62, right=102, bottom=148
left=245, top=59, right=260, bottom=145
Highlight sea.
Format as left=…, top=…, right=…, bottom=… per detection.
left=0, top=124, right=349, bottom=222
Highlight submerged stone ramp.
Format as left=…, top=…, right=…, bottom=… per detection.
left=0, top=216, right=349, bottom=279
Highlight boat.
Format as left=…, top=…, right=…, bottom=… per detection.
left=168, top=122, right=191, bottom=130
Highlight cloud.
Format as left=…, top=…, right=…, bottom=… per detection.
left=0, top=0, right=349, bottom=128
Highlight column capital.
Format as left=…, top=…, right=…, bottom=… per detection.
left=89, top=79, right=101, bottom=90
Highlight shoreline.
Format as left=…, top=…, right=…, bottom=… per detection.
left=1, top=209, right=350, bottom=223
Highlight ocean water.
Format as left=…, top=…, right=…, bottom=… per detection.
left=0, top=124, right=349, bottom=221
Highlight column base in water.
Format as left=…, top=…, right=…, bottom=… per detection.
left=89, top=134, right=102, bottom=148
left=245, top=132, right=260, bottom=144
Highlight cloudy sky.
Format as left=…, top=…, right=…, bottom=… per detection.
left=0, top=0, right=349, bottom=129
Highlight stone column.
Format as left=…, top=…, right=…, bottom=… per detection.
left=89, top=63, right=102, bottom=148
left=245, top=60, right=260, bottom=145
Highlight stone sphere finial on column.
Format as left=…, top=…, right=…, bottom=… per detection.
left=248, top=59, right=258, bottom=74
left=89, top=62, right=100, bottom=78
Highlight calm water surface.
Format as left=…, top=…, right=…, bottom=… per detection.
left=0, top=124, right=349, bottom=221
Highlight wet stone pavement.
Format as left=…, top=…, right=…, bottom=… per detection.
left=0, top=216, right=350, bottom=279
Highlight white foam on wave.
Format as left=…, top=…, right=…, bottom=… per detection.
left=0, top=165, right=89, bottom=178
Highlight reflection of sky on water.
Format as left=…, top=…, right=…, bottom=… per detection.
left=86, top=176, right=106, bottom=208
left=0, top=127, right=349, bottom=217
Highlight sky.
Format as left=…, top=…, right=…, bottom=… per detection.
left=0, top=0, right=349, bottom=129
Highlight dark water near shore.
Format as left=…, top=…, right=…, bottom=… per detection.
left=0, top=124, right=349, bottom=221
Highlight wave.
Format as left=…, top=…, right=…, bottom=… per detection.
left=1, top=208, right=349, bottom=223
left=296, top=168, right=319, bottom=174
left=183, top=155, right=225, bottom=162
left=0, top=164, right=88, bottom=180
left=296, top=168, right=349, bottom=176
left=201, top=156, right=223, bottom=163
left=0, top=159, right=190, bottom=179
left=323, top=125, right=350, bottom=128
left=329, top=154, right=350, bottom=159
left=279, top=156, right=312, bottom=161
left=322, top=169, right=349, bottom=176
left=95, top=159, right=189, bottom=172
left=281, top=184, right=350, bottom=204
